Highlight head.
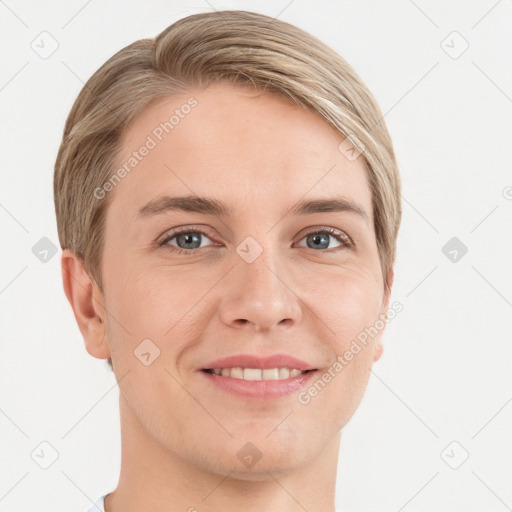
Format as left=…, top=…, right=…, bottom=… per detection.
left=55, top=10, right=401, bottom=478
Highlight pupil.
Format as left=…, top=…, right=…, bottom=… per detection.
left=309, top=233, right=328, bottom=250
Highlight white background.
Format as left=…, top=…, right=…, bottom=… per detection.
left=1, top=0, right=511, bottom=511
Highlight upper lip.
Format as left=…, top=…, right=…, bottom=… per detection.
left=200, top=353, right=316, bottom=371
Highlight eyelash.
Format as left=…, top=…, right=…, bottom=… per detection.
left=158, top=226, right=353, bottom=255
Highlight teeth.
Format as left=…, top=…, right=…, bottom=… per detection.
left=209, top=367, right=305, bottom=381
left=262, top=368, right=279, bottom=380
left=230, top=367, right=244, bottom=379
left=279, top=367, right=289, bottom=379
left=243, top=368, right=262, bottom=381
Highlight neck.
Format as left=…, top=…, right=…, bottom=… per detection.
left=105, top=394, right=341, bottom=512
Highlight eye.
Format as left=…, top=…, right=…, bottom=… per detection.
left=158, top=226, right=353, bottom=255
left=159, top=228, right=215, bottom=254
left=296, top=227, right=352, bottom=251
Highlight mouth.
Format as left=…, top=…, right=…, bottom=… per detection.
left=201, top=367, right=316, bottom=381
left=199, top=367, right=318, bottom=400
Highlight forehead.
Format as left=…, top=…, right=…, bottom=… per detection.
left=111, top=82, right=373, bottom=223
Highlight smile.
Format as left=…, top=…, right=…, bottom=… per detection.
left=203, top=367, right=311, bottom=381
left=199, top=367, right=318, bottom=400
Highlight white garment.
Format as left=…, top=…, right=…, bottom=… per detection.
left=87, top=494, right=343, bottom=512
left=86, top=494, right=108, bottom=512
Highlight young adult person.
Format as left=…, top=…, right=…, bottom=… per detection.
left=54, top=10, right=402, bottom=512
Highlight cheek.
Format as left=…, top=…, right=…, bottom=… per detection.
left=105, top=253, right=383, bottom=344
left=305, top=270, right=382, bottom=401
left=309, top=272, right=383, bottom=412
left=308, top=267, right=383, bottom=345
left=299, top=281, right=381, bottom=431
left=103, top=265, right=211, bottom=364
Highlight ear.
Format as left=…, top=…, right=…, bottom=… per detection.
left=61, top=249, right=110, bottom=360
left=373, top=267, right=395, bottom=363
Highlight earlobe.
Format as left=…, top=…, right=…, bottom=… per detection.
left=374, top=267, right=394, bottom=363
left=373, top=341, right=384, bottom=362
left=61, top=249, right=110, bottom=360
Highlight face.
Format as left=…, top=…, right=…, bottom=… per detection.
left=95, top=82, right=392, bottom=478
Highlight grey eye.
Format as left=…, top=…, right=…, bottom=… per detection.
left=297, top=231, right=346, bottom=251
left=163, top=231, right=213, bottom=251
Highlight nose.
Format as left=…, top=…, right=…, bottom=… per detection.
left=218, top=249, right=302, bottom=333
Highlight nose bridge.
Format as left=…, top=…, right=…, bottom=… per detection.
left=219, top=239, right=302, bottom=332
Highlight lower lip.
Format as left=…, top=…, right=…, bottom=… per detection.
left=198, top=370, right=318, bottom=400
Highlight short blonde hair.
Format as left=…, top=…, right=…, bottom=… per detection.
left=54, top=9, right=401, bottom=295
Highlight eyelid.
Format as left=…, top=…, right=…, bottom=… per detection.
left=157, top=224, right=214, bottom=244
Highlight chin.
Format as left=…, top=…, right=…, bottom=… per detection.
left=210, top=456, right=307, bottom=482
left=224, top=468, right=293, bottom=482
left=208, top=438, right=314, bottom=479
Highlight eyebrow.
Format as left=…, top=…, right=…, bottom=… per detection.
left=138, top=195, right=370, bottom=225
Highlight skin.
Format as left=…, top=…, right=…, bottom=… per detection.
left=62, top=82, right=394, bottom=512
